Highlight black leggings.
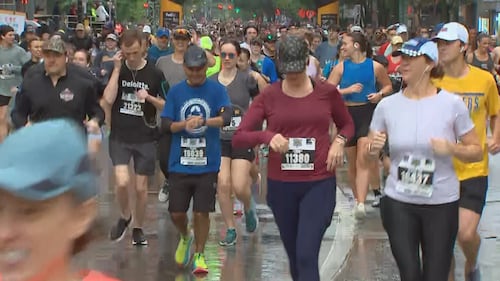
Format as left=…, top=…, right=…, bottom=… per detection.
left=380, top=196, right=458, bottom=281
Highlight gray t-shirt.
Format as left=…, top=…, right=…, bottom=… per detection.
left=370, top=90, right=474, bottom=205
left=210, top=69, right=258, bottom=140
left=315, top=41, right=338, bottom=69
left=156, top=54, right=186, bottom=88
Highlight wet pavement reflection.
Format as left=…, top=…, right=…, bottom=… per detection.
left=74, top=185, right=336, bottom=281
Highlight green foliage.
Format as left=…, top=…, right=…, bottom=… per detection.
left=116, top=0, right=147, bottom=22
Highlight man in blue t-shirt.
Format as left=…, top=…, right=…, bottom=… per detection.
left=160, top=45, right=231, bottom=275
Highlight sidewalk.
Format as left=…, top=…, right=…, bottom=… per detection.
left=324, top=156, right=500, bottom=281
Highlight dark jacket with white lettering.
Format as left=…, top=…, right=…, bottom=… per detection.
left=11, top=63, right=104, bottom=129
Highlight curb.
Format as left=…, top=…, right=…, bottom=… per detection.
left=319, top=187, right=356, bottom=281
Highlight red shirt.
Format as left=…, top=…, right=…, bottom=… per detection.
left=232, top=81, right=354, bottom=182
left=0, top=271, right=119, bottom=281
left=378, top=41, right=390, bottom=56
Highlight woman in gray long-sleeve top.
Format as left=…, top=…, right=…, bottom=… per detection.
left=0, top=24, right=30, bottom=142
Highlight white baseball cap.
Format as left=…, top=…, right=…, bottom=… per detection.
left=396, top=24, right=408, bottom=34
left=142, top=25, right=152, bottom=34
left=432, top=22, right=469, bottom=44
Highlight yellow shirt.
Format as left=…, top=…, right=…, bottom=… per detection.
left=433, top=65, right=500, bottom=180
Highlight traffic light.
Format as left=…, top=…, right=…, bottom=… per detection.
left=235, top=7, right=240, bottom=13
left=143, top=2, right=149, bottom=8
left=21, top=0, right=28, bottom=5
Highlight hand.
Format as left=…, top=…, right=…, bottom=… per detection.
left=185, top=116, right=204, bottom=131
left=112, top=51, right=123, bottom=70
left=85, top=119, right=100, bottom=135
left=430, top=138, right=453, bottom=156
left=369, top=132, right=387, bottom=155
left=269, top=134, right=289, bottom=154
left=367, top=92, right=383, bottom=103
left=487, top=137, right=500, bottom=155
left=348, top=83, right=363, bottom=94
left=320, top=76, right=327, bottom=82
left=326, top=138, right=345, bottom=171
left=135, top=89, right=149, bottom=100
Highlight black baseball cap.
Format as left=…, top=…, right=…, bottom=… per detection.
left=184, top=45, right=207, bottom=67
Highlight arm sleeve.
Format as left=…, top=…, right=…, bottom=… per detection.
left=232, top=92, right=275, bottom=148
left=11, top=84, right=30, bottom=128
left=85, top=83, right=105, bottom=125
left=330, top=87, right=354, bottom=140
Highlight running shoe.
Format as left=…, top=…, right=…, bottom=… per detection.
left=354, top=203, right=366, bottom=219
left=158, top=179, right=170, bottom=202
left=233, top=199, right=243, bottom=216
left=219, top=228, right=237, bottom=246
left=175, top=234, right=193, bottom=268
left=109, top=216, right=132, bottom=242
left=467, top=268, right=481, bottom=281
left=132, top=228, right=148, bottom=246
left=245, top=199, right=259, bottom=233
left=372, top=193, right=382, bottom=208
left=192, top=253, right=209, bottom=274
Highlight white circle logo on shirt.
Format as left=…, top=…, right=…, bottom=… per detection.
left=180, top=98, right=211, bottom=135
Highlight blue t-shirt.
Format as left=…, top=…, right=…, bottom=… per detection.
left=148, top=45, right=173, bottom=64
left=161, top=79, right=231, bottom=174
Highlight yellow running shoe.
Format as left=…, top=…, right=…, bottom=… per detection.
left=175, top=234, right=193, bottom=268
left=192, top=253, right=209, bottom=274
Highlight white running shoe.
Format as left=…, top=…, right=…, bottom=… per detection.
left=355, top=203, right=366, bottom=219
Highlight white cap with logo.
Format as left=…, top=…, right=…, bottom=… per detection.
left=432, top=22, right=469, bottom=44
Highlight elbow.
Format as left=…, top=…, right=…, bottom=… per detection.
left=469, top=146, right=483, bottom=163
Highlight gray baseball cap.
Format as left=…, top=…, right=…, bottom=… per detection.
left=278, top=36, right=309, bottom=73
left=184, top=45, right=208, bottom=67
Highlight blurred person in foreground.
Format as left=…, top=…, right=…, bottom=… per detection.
left=0, top=119, right=120, bottom=281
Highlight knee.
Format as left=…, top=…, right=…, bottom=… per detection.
left=170, top=212, right=187, bottom=222
left=193, top=212, right=209, bottom=221
left=458, top=227, right=478, bottom=244
left=115, top=177, right=130, bottom=190
left=217, top=175, right=232, bottom=195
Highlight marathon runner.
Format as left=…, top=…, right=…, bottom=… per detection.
left=369, top=37, right=482, bottom=281
left=233, top=36, right=354, bottom=281
left=210, top=39, right=260, bottom=246
left=160, top=44, right=231, bottom=274
left=432, top=22, right=500, bottom=281
left=328, top=31, right=392, bottom=218
left=0, top=119, right=121, bottom=281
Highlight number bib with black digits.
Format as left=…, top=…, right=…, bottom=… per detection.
left=180, top=137, right=207, bottom=166
left=119, top=92, right=145, bottom=116
left=396, top=154, right=435, bottom=198
left=281, top=138, right=316, bottom=171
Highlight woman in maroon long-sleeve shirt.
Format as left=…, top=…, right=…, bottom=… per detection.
left=232, top=36, right=354, bottom=281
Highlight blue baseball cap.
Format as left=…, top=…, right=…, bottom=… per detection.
left=0, top=119, right=97, bottom=202
left=392, top=37, right=439, bottom=64
left=156, top=28, right=170, bottom=38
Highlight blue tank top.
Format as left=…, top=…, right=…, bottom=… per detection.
left=339, top=58, right=377, bottom=103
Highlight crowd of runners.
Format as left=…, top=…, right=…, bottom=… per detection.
left=0, top=17, right=499, bottom=281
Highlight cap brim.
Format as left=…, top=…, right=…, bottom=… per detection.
left=0, top=170, right=69, bottom=201
left=42, top=48, right=65, bottom=54
left=184, top=61, right=207, bottom=68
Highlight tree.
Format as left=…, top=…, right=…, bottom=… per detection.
left=116, top=0, right=148, bottom=23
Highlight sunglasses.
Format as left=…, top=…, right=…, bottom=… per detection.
left=220, top=52, right=236, bottom=59
left=174, top=28, right=191, bottom=37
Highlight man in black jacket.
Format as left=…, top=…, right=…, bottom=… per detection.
left=12, top=36, right=104, bottom=133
